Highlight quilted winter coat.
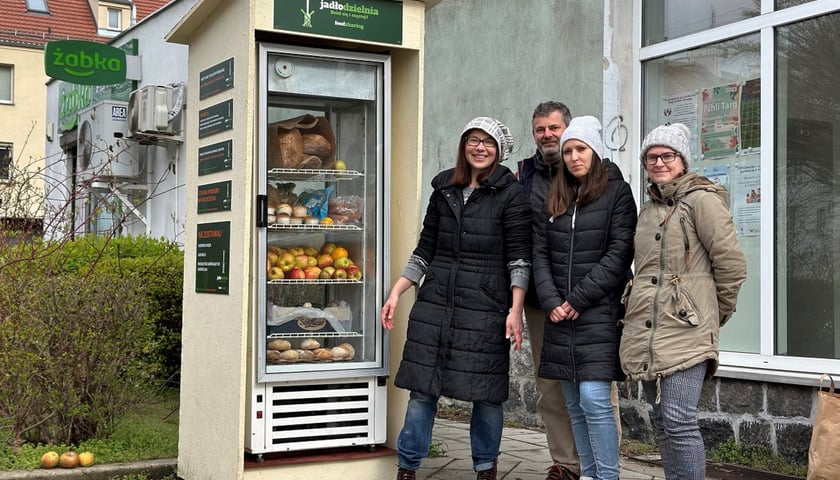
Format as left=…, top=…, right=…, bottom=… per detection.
left=619, top=171, right=747, bottom=381
left=393, top=165, right=532, bottom=403
left=533, top=162, right=637, bottom=382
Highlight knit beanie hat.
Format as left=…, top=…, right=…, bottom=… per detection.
left=640, top=123, right=691, bottom=166
left=461, top=116, right=514, bottom=162
left=559, top=115, right=605, bottom=160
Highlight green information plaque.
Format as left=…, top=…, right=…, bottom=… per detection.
left=196, top=221, right=231, bottom=294
left=275, top=0, right=402, bottom=45
left=198, top=139, right=233, bottom=176
left=197, top=180, right=232, bottom=214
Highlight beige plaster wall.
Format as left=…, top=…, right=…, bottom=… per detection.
left=0, top=45, right=46, bottom=218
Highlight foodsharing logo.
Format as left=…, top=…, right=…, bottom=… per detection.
left=301, top=0, right=314, bottom=27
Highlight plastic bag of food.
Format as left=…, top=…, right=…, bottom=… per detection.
left=294, top=185, right=335, bottom=219
left=328, top=195, right=363, bottom=225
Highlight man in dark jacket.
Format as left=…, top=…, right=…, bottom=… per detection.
left=518, top=101, right=580, bottom=480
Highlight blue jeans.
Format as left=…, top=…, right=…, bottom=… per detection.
left=397, top=391, right=502, bottom=472
left=643, top=362, right=708, bottom=480
left=561, top=380, right=620, bottom=480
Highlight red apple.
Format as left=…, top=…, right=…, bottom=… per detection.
left=345, top=265, right=362, bottom=281
left=59, top=451, right=79, bottom=468
left=320, top=266, right=336, bottom=279
left=268, top=266, right=285, bottom=280
left=294, top=254, right=310, bottom=269
left=320, top=242, right=337, bottom=255
left=334, top=256, right=352, bottom=268
left=332, top=268, right=348, bottom=279
left=277, top=253, right=296, bottom=272
left=304, top=266, right=322, bottom=279
left=288, top=267, right=306, bottom=279
left=317, top=254, right=334, bottom=268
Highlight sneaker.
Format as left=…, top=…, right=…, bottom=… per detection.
left=476, top=460, right=497, bottom=480
left=546, top=464, right=580, bottom=480
left=396, top=467, right=416, bottom=480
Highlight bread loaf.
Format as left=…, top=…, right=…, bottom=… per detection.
left=267, top=339, right=292, bottom=351
left=330, top=346, right=350, bottom=360
left=266, top=350, right=284, bottom=364
left=274, top=128, right=303, bottom=168
left=300, top=338, right=320, bottom=350
left=313, top=348, right=332, bottom=360
left=339, top=343, right=355, bottom=360
left=296, top=349, right=315, bottom=360
left=298, top=155, right=322, bottom=169
left=302, top=134, right=332, bottom=158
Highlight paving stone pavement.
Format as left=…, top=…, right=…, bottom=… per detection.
left=418, top=418, right=722, bottom=480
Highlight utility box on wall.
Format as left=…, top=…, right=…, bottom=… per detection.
left=128, top=84, right=185, bottom=141
left=76, top=100, right=139, bottom=179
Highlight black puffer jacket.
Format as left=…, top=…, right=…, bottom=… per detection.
left=394, top=165, right=532, bottom=403
left=518, top=151, right=562, bottom=308
left=533, top=161, right=637, bottom=382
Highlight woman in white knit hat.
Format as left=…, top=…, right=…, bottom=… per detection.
left=532, top=115, right=637, bottom=480
left=620, top=123, right=747, bottom=480
left=382, top=116, right=532, bottom=480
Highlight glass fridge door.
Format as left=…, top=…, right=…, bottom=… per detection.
left=256, top=44, right=389, bottom=382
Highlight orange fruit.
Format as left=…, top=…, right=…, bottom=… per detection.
left=331, top=246, right=349, bottom=260
left=320, top=216, right=334, bottom=225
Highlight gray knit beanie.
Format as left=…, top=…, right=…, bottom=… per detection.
left=461, top=116, right=514, bottom=162
left=640, top=123, right=691, bottom=166
left=559, top=115, right=605, bottom=160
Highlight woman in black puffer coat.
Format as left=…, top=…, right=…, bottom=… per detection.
left=382, top=117, right=532, bottom=480
left=532, top=116, right=637, bottom=480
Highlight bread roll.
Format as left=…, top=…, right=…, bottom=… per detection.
left=313, top=348, right=332, bottom=360
left=300, top=338, right=320, bottom=350
left=330, top=346, right=350, bottom=360
left=302, top=134, right=332, bottom=158
left=281, top=349, right=299, bottom=360
left=292, top=205, right=308, bottom=218
left=296, top=349, right=315, bottom=360
left=277, top=203, right=293, bottom=216
left=303, top=216, right=319, bottom=225
left=339, top=343, right=355, bottom=360
left=267, top=339, right=291, bottom=351
left=266, top=350, right=284, bottom=364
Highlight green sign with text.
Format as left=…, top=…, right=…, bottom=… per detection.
left=45, top=40, right=127, bottom=85
left=275, top=0, right=402, bottom=45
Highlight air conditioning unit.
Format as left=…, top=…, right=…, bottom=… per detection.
left=76, top=100, right=139, bottom=179
left=128, top=84, right=184, bottom=140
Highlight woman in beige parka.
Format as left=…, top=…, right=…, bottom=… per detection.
left=620, top=123, right=747, bottom=480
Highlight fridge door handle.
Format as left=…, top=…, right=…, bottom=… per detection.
left=256, top=194, right=267, bottom=228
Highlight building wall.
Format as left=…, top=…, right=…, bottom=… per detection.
left=0, top=44, right=46, bottom=218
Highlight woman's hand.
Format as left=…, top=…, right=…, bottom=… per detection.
left=506, top=310, right=524, bottom=351
left=381, top=294, right=398, bottom=330
left=561, top=301, right=580, bottom=320
left=549, top=305, right=568, bottom=323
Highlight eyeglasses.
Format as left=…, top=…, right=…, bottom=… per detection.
left=466, top=136, right=497, bottom=148
left=644, top=152, right=680, bottom=165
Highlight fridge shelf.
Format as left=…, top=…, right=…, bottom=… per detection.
left=267, top=278, right=362, bottom=285
left=268, top=168, right=364, bottom=181
left=267, top=332, right=363, bottom=339
left=267, top=224, right=362, bottom=231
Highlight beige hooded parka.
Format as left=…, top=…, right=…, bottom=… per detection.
left=620, top=171, right=747, bottom=382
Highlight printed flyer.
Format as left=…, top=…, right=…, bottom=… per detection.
left=701, top=83, right=741, bottom=158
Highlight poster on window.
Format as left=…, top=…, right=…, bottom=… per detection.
left=701, top=83, right=741, bottom=159
left=703, top=164, right=729, bottom=189
left=662, top=92, right=700, bottom=162
left=731, top=157, right=760, bottom=237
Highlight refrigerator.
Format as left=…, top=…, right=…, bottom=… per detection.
left=246, top=43, right=391, bottom=458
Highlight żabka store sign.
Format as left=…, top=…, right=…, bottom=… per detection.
left=44, top=40, right=127, bottom=85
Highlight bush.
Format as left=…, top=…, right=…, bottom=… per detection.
left=710, top=438, right=808, bottom=478
left=0, top=236, right=184, bottom=447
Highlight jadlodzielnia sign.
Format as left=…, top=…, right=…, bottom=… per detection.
left=44, top=40, right=127, bottom=85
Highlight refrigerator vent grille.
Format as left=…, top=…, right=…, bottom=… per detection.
left=267, top=381, right=374, bottom=450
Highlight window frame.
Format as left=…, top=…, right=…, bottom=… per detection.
left=24, top=0, right=49, bottom=13
left=634, top=0, right=840, bottom=384
left=0, top=64, right=12, bottom=104
left=107, top=7, right=122, bottom=31
left=0, top=143, right=12, bottom=181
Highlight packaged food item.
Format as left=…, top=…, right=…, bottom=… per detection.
left=294, top=186, right=335, bottom=219
left=328, top=195, right=363, bottom=225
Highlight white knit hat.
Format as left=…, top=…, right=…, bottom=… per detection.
left=461, top=116, right=514, bottom=162
left=640, top=123, right=691, bottom=166
left=559, top=116, right=605, bottom=160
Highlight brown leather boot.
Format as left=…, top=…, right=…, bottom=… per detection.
left=476, top=459, right=497, bottom=480
left=396, top=467, right=416, bottom=480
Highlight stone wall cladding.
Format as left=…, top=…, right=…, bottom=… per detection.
left=436, top=335, right=816, bottom=467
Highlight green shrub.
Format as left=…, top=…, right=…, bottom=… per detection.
left=710, top=438, right=808, bottom=478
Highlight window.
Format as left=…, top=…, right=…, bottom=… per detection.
left=640, top=1, right=840, bottom=374
left=107, top=8, right=122, bottom=30
left=775, top=13, right=840, bottom=360
left=0, top=65, right=11, bottom=103
left=24, top=0, right=48, bottom=13
left=0, top=144, right=12, bottom=181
